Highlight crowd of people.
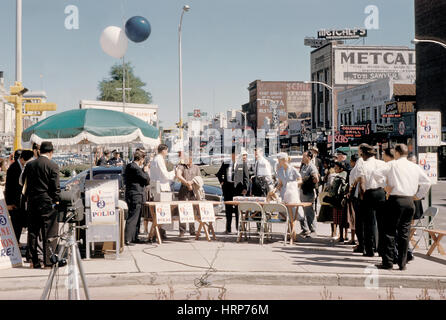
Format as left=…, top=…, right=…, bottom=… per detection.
left=1, top=140, right=432, bottom=272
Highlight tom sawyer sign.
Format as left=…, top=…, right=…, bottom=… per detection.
left=334, top=47, right=416, bottom=85
left=0, top=196, right=22, bottom=269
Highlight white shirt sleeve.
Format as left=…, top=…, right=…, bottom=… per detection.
left=415, top=165, right=432, bottom=199
left=156, top=155, right=175, bottom=181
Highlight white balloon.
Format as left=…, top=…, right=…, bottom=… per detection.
left=100, top=26, right=128, bottom=59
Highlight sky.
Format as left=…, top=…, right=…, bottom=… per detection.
left=0, top=0, right=415, bottom=127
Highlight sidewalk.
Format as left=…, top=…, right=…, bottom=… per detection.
left=1, top=219, right=445, bottom=294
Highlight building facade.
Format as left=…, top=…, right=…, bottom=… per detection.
left=310, top=43, right=416, bottom=136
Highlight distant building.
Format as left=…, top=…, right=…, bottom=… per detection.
left=337, top=78, right=416, bottom=149
left=310, top=43, right=416, bottom=134
left=0, top=71, right=14, bottom=149
left=80, top=100, right=159, bottom=128
left=22, top=90, right=48, bottom=130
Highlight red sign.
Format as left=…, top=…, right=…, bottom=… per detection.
left=327, top=135, right=349, bottom=143
left=193, top=109, right=201, bottom=118
left=340, top=124, right=370, bottom=138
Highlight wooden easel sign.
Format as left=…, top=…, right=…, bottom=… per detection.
left=155, top=203, right=172, bottom=225
left=199, top=202, right=215, bottom=222
left=178, top=203, right=195, bottom=223
left=0, top=197, right=23, bottom=269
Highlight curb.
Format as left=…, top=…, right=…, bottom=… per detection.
left=1, top=271, right=445, bottom=291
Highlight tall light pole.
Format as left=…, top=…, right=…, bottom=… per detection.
left=304, top=80, right=335, bottom=155
left=178, top=5, right=190, bottom=140
left=412, top=38, right=446, bottom=49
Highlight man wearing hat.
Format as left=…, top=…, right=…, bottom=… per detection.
left=336, top=150, right=351, bottom=173
left=22, top=141, right=60, bottom=268
left=107, top=150, right=123, bottom=166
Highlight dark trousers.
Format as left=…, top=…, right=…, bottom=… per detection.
left=125, top=193, right=143, bottom=242
left=223, top=182, right=238, bottom=232
left=10, top=208, right=26, bottom=244
left=28, top=201, right=58, bottom=267
left=362, top=188, right=386, bottom=255
left=382, top=195, right=415, bottom=268
left=352, top=197, right=363, bottom=250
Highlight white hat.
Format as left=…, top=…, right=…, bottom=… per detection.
left=241, top=149, right=248, bottom=156
left=277, top=152, right=288, bottom=160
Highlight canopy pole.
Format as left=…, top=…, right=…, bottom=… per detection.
left=89, top=144, right=93, bottom=180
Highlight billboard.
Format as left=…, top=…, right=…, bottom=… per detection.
left=318, top=28, right=367, bottom=40
left=334, top=48, right=416, bottom=85
left=256, top=82, right=311, bottom=130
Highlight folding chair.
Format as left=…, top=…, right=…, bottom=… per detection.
left=261, top=203, right=289, bottom=245
left=410, top=207, right=439, bottom=250
left=237, top=202, right=264, bottom=243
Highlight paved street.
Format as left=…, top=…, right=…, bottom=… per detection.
left=0, top=185, right=445, bottom=300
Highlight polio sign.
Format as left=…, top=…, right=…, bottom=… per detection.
left=0, top=196, right=22, bottom=269
left=417, top=112, right=441, bottom=147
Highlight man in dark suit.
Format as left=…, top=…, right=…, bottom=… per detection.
left=124, top=150, right=150, bottom=245
left=22, top=142, right=61, bottom=268
left=96, top=150, right=111, bottom=166
left=5, top=150, right=34, bottom=243
left=216, top=147, right=249, bottom=234
left=107, top=150, right=123, bottom=166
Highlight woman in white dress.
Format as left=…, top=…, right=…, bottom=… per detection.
left=276, top=153, right=304, bottom=222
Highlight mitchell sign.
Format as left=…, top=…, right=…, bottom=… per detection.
left=318, top=28, right=367, bottom=40
left=334, top=47, right=416, bottom=85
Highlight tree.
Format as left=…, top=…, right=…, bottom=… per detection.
left=98, top=62, right=152, bottom=104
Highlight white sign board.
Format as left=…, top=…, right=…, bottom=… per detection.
left=418, top=153, right=438, bottom=184
left=0, top=197, right=22, bottom=269
left=155, top=203, right=172, bottom=225
left=86, top=180, right=118, bottom=225
left=198, top=203, right=215, bottom=223
left=334, top=48, right=416, bottom=85
left=178, top=203, right=195, bottom=223
left=417, top=111, right=442, bottom=147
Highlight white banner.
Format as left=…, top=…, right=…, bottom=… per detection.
left=334, top=48, right=416, bottom=85
left=178, top=203, right=195, bottom=223
left=417, top=111, right=442, bottom=147
left=155, top=203, right=172, bottom=225
left=418, top=153, right=438, bottom=185
left=0, top=197, right=22, bottom=269
left=199, top=202, right=215, bottom=223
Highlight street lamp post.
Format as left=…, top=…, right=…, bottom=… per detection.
left=412, top=38, right=446, bottom=49
left=304, top=81, right=335, bottom=155
left=178, top=5, right=190, bottom=141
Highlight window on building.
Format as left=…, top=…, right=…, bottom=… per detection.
left=319, top=102, right=324, bottom=124
left=378, top=106, right=383, bottom=123
left=366, top=107, right=371, bottom=121
left=356, top=111, right=360, bottom=123
left=374, top=107, right=377, bottom=124
left=361, top=109, right=366, bottom=122
left=348, top=112, right=352, bottom=125
left=362, top=95, right=365, bottom=101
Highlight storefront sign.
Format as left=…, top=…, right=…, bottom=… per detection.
left=318, top=28, right=367, bottom=40
left=327, top=134, right=349, bottom=143
left=340, top=124, right=370, bottom=138
left=375, top=124, right=394, bottom=133
left=418, top=153, right=437, bottom=184
left=178, top=203, right=195, bottom=224
left=0, top=197, right=22, bottom=269
left=334, top=48, right=416, bottom=85
left=382, top=102, right=401, bottom=118
left=155, top=203, right=172, bottom=225
left=198, top=203, right=215, bottom=223
left=398, top=121, right=406, bottom=135
left=417, top=111, right=442, bottom=146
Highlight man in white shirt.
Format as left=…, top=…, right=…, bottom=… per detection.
left=348, top=154, right=363, bottom=253
left=149, top=144, right=175, bottom=239
left=373, top=144, right=431, bottom=270
left=357, top=143, right=388, bottom=257
left=150, top=144, right=175, bottom=196
left=251, top=148, right=273, bottom=196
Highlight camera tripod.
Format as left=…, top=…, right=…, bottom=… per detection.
left=41, top=213, right=90, bottom=300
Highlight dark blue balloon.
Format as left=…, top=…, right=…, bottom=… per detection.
left=125, top=16, right=151, bottom=43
